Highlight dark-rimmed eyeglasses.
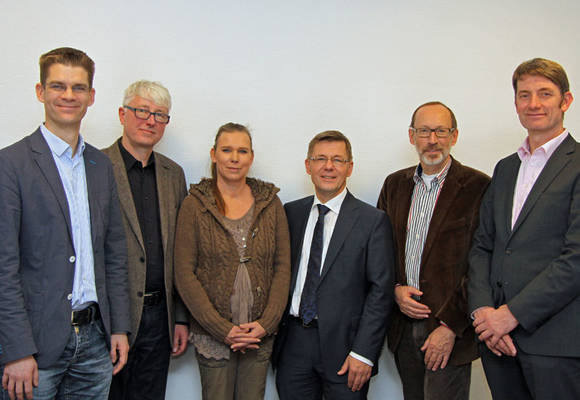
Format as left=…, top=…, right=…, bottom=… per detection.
left=410, top=127, right=455, bottom=138
left=124, top=105, right=170, bottom=124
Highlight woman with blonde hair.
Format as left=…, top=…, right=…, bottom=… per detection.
left=174, top=122, right=290, bottom=399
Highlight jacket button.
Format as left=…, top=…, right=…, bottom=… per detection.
left=139, top=257, right=145, bottom=262
left=505, top=249, right=512, bottom=255
left=69, top=256, right=76, bottom=263
left=67, top=293, right=73, bottom=300
left=137, top=291, right=143, bottom=297
left=497, top=281, right=503, bottom=288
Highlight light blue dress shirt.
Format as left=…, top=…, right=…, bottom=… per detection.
left=40, top=124, right=97, bottom=310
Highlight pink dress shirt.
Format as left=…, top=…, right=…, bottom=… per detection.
left=512, top=130, right=569, bottom=228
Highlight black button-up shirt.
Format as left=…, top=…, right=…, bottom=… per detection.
left=118, top=140, right=164, bottom=293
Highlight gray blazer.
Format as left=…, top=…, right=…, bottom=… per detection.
left=469, top=133, right=580, bottom=357
left=0, top=129, right=130, bottom=368
left=102, top=142, right=188, bottom=346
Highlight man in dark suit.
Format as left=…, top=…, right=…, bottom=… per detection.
left=273, top=130, right=394, bottom=399
left=0, top=47, right=130, bottom=400
left=102, top=80, right=189, bottom=400
left=377, top=102, right=490, bottom=400
left=469, top=58, right=580, bottom=399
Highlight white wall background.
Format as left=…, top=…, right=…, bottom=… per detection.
left=2, top=1, right=580, bottom=398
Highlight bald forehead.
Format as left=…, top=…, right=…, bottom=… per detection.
left=413, top=104, right=453, bottom=127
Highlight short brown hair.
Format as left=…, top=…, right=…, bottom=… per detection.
left=410, top=101, right=457, bottom=129
left=512, top=58, right=569, bottom=95
left=39, top=47, right=95, bottom=88
left=307, top=130, right=353, bottom=161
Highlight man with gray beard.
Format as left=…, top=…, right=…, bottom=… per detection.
left=377, top=101, right=489, bottom=400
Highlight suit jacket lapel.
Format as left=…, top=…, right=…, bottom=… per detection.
left=29, top=130, right=73, bottom=241
left=319, top=191, right=359, bottom=283
left=393, top=169, right=414, bottom=285
left=83, top=146, right=101, bottom=249
left=290, top=196, right=313, bottom=294
left=496, top=154, right=521, bottom=238
left=421, top=160, right=462, bottom=266
left=156, top=155, right=171, bottom=255
left=106, top=144, right=145, bottom=252
left=511, top=135, right=575, bottom=235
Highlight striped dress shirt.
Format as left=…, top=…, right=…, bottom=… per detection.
left=404, top=159, right=451, bottom=290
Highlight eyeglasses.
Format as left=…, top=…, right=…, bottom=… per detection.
left=309, top=156, right=351, bottom=167
left=410, top=127, right=455, bottom=138
left=124, top=106, right=170, bottom=124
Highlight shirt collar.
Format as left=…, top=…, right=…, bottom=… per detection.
left=517, top=130, right=569, bottom=161
left=40, top=123, right=85, bottom=158
left=118, top=138, right=155, bottom=171
left=413, top=157, right=452, bottom=185
left=312, top=186, right=348, bottom=215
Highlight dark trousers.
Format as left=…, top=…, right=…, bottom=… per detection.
left=109, top=300, right=171, bottom=400
left=394, top=320, right=471, bottom=400
left=480, top=342, right=580, bottom=400
left=276, top=318, right=369, bottom=400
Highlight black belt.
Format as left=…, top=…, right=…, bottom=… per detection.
left=289, top=315, right=318, bottom=328
left=71, top=303, right=100, bottom=326
left=143, top=291, right=163, bottom=306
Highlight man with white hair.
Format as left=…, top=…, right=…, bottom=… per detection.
left=103, top=80, right=189, bottom=400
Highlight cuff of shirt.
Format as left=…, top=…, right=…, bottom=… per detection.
left=349, top=351, right=374, bottom=367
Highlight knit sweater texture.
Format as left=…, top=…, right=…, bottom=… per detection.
left=174, top=177, right=291, bottom=343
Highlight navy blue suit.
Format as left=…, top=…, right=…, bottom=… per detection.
left=273, top=191, right=394, bottom=398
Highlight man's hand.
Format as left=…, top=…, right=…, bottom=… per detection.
left=473, top=305, right=518, bottom=347
left=1, top=356, right=38, bottom=400
left=394, top=286, right=431, bottom=319
left=337, top=355, right=372, bottom=392
left=485, top=334, right=517, bottom=357
left=225, top=325, right=260, bottom=352
left=171, top=324, right=189, bottom=357
left=110, top=334, right=130, bottom=375
left=420, top=325, right=456, bottom=371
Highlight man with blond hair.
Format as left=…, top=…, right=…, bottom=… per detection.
left=469, top=58, right=580, bottom=399
left=102, top=80, right=189, bottom=400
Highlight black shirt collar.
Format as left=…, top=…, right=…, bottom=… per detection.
left=117, top=138, right=155, bottom=171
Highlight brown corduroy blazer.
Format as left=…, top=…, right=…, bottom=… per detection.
left=377, top=157, right=490, bottom=365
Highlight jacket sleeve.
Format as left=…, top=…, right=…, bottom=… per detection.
left=351, top=212, right=395, bottom=363
left=173, top=167, right=189, bottom=325
left=0, top=153, right=37, bottom=364
left=257, top=196, right=291, bottom=334
left=468, top=164, right=500, bottom=313
left=174, top=196, right=234, bottom=342
left=104, top=161, right=131, bottom=334
left=436, top=175, right=490, bottom=337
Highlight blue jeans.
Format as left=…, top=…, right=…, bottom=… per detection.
left=1, top=318, right=113, bottom=400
